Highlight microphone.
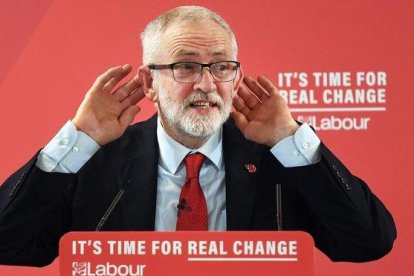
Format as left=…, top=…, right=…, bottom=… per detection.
left=177, top=198, right=191, bottom=211
left=95, top=189, right=125, bottom=231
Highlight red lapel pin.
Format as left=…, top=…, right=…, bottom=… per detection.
left=244, top=164, right=257, bottom=173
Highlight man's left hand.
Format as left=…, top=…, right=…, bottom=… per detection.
left=231, top=76, right=299, bottom=147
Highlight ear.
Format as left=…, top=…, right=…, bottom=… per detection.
left=232, top=65, right=244, bottom=97
left=138, top=66, right=158, bottom=102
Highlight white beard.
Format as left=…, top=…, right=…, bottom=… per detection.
left=157, top=88, right=232, bottom=138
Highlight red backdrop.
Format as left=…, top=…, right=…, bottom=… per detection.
left=0, top=0, right=413, bottom=275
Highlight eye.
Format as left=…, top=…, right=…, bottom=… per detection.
left=216, top=64, right=228, bottom=71
left=212, top=62, right=233, bottom=76
left=175, top=63, right=197, bottom=71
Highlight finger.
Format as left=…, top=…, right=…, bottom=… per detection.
left=256, top=76, right=278, bottom=97
left=94, top=64, right=132, bottom=91
left=103, top=77, right=120, bottom=92
left=120, top=86, right=145, bottom=109
left=231, top=111, right=248, bottom=134
left=119, top=105, right=140, bottom=129
left=103, top=65, right=133, bottom=92
left=233, top=94, right=251, bottom=117
left=237, top=84, right=260, bottom=110
left=243, top=77, right=270, bottom=102
left=113, top=76, right=141, bottom=101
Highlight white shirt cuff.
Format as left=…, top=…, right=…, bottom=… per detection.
left=36, top=121, right=100, bottom=173
left=270, top=123, right=321, bottom=167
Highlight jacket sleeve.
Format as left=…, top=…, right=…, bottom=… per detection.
left=277, top=143, right=396, bottom=262
left=0, top=152, right=76, bottom=267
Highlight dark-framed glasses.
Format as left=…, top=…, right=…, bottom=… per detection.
left=148, top=61, right=240, bottom=83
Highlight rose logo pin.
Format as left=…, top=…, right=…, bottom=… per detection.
left=244, top=164, right=257, bottom=173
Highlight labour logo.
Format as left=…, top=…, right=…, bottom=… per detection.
left=72, top=262, right=87, bottom=276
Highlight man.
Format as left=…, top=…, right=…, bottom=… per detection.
left=0, top=6, right=395, bottom=267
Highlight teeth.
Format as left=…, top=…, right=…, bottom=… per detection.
left=192, top=102, right=211, bottom=107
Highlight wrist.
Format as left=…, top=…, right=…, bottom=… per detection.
left=266, top=122, right=299, bottom=147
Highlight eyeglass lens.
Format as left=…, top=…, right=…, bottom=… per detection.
left=172, top=62, right=238, bottom=82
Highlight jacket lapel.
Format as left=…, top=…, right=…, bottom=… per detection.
left=118, top=115, right=159, bottom=230
left=223, top=119, right=265, bottom=230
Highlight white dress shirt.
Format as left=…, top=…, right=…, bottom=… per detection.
left=36, top=119, right=321, bottom=230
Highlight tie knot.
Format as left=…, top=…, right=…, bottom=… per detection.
left=184, top=153, right=205, bottom=179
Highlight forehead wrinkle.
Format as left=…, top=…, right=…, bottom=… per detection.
left=168, top=40, right=232, bottom=61
left=161, top=21, right=234, bottom=61
left=170, top=45, right=230, bottom=60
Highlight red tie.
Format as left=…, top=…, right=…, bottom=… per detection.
left=176, top=153, right=208, bottom=231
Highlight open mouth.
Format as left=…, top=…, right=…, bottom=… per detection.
left=189, top=101, right=218, bottom=109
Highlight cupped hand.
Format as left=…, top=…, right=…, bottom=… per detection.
left=72, top=64, right=145, bottom=145
left=231, top=76, right=299, bottom=147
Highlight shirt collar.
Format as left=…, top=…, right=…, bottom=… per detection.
left=157, top=117, right=223, bottom=174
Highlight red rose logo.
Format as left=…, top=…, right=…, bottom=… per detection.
left=244, top=164, right=257, bottom=173
left=72, top=262, right=87, bottom=276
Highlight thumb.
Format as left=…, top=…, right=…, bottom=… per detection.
left=231, top=111, right=248, bottom=133
left=119, top=105, right=140, bottom=128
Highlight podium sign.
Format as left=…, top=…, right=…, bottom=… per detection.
left=60, top=231, right=314, bottom=276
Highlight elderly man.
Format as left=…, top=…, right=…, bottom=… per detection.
left=0, top=6, right=395, bottom=266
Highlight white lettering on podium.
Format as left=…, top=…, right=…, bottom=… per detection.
left=151, top=240, right=182, bottom=255
left=187, top=240, right=228, bottom=255
left=233, top=240, right=297, bottom=256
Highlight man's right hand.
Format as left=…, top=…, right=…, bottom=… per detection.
left=72, top=64, right=144, bottom=146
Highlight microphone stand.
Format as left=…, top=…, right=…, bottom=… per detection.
left=276, top=183, right=282, bottom=231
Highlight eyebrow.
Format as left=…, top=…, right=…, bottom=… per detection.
left=172, top=49, right=197, bottom=58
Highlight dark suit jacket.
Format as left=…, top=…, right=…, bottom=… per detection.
left=0, top=115, right=396, bottom=266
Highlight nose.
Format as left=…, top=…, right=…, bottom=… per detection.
left=193, top=67, right=216, bottom=93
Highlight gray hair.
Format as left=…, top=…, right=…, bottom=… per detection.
left=141, top=6, right=238, bottom=65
